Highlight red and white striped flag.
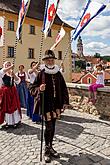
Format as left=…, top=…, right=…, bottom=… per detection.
left=16, top=0, right=31, bottom=41
left=43, top=0, right=60, bottom=38
left=0, top=17, right=4, bottom=47
left=50, top=26, right=65, bottom=50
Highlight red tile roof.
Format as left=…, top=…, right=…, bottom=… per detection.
left=72, top=72, right=85, bottom=83
left=85, top=56, right=100, bottom=64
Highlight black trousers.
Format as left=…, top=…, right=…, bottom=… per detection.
left=44, top=118, right=56, bottom=147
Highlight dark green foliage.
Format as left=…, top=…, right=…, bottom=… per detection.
left=75, top=60, right=86, bottom=70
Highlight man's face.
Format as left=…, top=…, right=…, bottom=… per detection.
left=45, top=58, right=55, bottom=66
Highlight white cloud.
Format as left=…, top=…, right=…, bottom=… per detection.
left=82, top=15, right=110, bottom=39
left=84, top=41, right=110, bottom=55
left=57, top=0, right=86, bottom=27
left=85, top=41, right=107, bottom=49
left=103, top=47, right=110, bottom=55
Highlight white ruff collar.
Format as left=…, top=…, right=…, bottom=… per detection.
left=40, top=64, right=59, bottom=74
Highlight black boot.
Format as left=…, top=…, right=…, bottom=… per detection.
left=44, top=146, right=51, bottom=163
left=50, top=146, right=60, bottom=158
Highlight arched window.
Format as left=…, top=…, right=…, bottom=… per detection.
left=87, top=77, right=92, bottom=84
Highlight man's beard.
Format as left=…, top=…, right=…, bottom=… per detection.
left=45, top=65, right=55, bottom=69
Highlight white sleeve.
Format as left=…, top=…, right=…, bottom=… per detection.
left=28, top=69, right=32, bottom=78
left=15, top=72, right=18, bottom=77
left=25, top=72, right=30, bottom=82
left=14, top=77, right=20, bottom=85
left=14, top=73, right=20, bottom=84
left=0, top=69, right=5, bottom=78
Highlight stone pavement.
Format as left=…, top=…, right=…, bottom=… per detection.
left=1, top=109, right=110, bottom=165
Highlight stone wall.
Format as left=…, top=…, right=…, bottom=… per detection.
left=67, top=83, right=110, bottom=119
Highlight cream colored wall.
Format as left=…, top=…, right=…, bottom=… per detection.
left=0, top=12, right=72, bottom=82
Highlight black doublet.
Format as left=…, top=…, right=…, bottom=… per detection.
left=29, top=69, right=69, bottom=121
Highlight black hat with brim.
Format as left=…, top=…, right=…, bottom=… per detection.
left=42, top=50, right=57, bottom=61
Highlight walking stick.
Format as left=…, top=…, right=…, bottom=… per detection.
left=40, top=91, right=44, bottom=162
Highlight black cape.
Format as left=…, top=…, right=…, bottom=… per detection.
left=29, top=69, right=69, bottom=119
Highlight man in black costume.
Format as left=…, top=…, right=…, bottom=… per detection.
left=30, top=50, right=69, bottom=163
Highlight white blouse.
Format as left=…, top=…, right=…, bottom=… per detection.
left=0, top=69, right=20, bottom=86
left=15, top=71, right=29, bottom=82
left=0, top=69, right=5, bottom=87
left=28, top=70, right=37, bottom=84
left=96, top=71, right=105, bottom=85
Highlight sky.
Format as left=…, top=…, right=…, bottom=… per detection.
left=57, top=0, right=110, bottom=56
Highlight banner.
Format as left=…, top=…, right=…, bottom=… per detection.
left=72, top=0, right=106, bottom=40
left=0, top=17, right=4, bottom=47
left=43, top=0, right=60, bottom=38
left=16, top=0, right=31, bottom=41
left=50, top=26, right=65, bottom=50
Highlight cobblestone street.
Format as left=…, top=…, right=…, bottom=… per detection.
left=1, top=109, right=110, bottom=165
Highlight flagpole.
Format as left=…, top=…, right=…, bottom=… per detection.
left=39, top=1, right=61, bottom=161
left=63, top=40, right=71, bottom=62
left=40, top=91, right=44, bottom=162
left=11, top=0, right=31, bottom=84
left=39, top=32, right=44, bottom=63
left=2, top=10, right=6, bottom=64
left=38, top=0, right=48, bottom=161
left=11, top=36, right=18, bottom=86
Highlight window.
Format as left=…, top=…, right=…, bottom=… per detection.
left=8, top=21, right=14, bottom=31
left=30, top=25, right=35, bottom=34
left=86, top=62, right=91, bottom=67
left=58, top=51, right=62, bottom=60
left=47, top=29, right=52, bottom=37
left=87, top=77, right=92, bottom=84
left=8, top=47, right=14, bottom=58
left=28, top=48, right=34, bottom=59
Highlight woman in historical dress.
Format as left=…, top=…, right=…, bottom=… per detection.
left=27, top=61, right=41, bottom=123
left=16, top=65, right=29, bottom=109
left=0, top=61, right=21, bottom=128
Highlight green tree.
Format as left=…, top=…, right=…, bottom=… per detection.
left=94, top=53, right=101, bottom=58
left=102, top=56, right=110, bottom=62
left=75, top=60, right=86, bottom=70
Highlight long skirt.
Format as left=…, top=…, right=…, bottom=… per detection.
left=5, top=109, right=21, bottom=125
left=16, top=81, right=28, bottom=109
left=0, top=86, right=21, bottom=125
left=27, top=91, right=41, bottom=122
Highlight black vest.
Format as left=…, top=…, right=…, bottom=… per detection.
left=2, top=74, right=14, bottom=87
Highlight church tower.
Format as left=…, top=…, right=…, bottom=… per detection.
left=77, top=36, right=84, bottom=58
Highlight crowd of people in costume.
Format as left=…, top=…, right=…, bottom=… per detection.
left=0, top=50, right=66, bottom=127
left=0, top=50, right=106, bottom=163
left=0, top=49, right=69, bottom=163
